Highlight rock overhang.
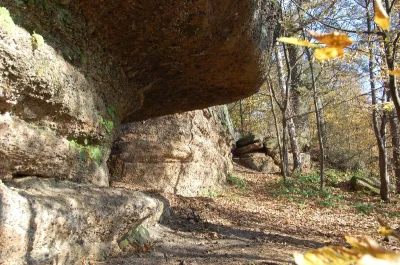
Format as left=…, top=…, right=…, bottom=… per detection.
left=74, top=0, right=278, bottom=121
left=0, top=0, right=278, bottom=183
left=4, top=0, right=277, bottom=122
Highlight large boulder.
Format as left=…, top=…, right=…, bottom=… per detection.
left=233, top=141, right=264, bottom=156
left=0, top=177, right=165, bottom=265
left=233, top=153, right=280, bottom=173
left=109, top=107, right=234, bottom=196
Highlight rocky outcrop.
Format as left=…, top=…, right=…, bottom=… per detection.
left=233, top=134, right=311, bottom=173
left=0, top=9, right=115, bottom=185
left=0, top=1, right=278, bottom=262
left=233, top=152, right=280, bottom=173
left=0, top=113, right=109, bottom=186
left=233, top=141, right=264, bottom=156
left=233, top=134, right=280, bottom=173
left=0, top=0, right=277, bottom=183
left=0, top=177, right=165, bottom=265
left=110, top=106, right=234, bottom=196
left=2, top=0, right=277, bottom=121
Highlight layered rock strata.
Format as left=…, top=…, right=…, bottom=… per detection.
left=110, top=107, right=234, bottom=196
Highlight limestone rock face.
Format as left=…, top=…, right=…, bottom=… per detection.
left=0, top=178, right=164, bottom=265
left=109, top=107, right=234, bottom=196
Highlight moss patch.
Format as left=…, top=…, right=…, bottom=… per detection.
left=31, top=31, right=44, bottom=50
left=0, top=7, right=15, bottom=33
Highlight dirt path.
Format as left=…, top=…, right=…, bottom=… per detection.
left=101, top=165, right=399, bottom=265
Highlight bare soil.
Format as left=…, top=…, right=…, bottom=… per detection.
left=98, top=164, right=400, bottom=265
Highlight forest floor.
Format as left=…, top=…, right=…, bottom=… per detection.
left=101, top=164, right=400, bottom=265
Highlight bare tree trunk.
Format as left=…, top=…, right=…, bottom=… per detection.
left=275, top=44, right=302, bottom=175
left=389, top=113, right=400, bottom=194
left=275, top=45, right=290, bottom=179
left=287, top=44, right=305, bottom=172
left=305, top=46, right=325, bottom=189
left=366, top=4, right=390, bottom=200
left=381, top=0, right=400, bottom=127
left=285, top=45, right=302, bottom=172
left=282, top=118, right=290, bottom=179
left=378, top=121, right=390, bottom=201
left=268, top=78, right=283, bottom=174
left=287, top=115, right=302, bottom=171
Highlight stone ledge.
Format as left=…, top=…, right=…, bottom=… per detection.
left=0, top=177, right=165, bottom=265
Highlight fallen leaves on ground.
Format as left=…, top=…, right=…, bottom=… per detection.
left=108, top=164, right=400, bottom=264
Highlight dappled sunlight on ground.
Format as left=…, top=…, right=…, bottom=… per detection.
left=103, top=164, right=400, bottom=264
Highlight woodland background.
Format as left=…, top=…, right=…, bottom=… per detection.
left=229, top=0, right=400, bottom=202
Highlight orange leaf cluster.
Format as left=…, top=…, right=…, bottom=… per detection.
left=309, top=31, right=352, bottom=60
left=277, top=31, right=352, bottom=61
left=309, top=31, right=353, bottom=48
left=276, top=37, right=319, bottom=47
left=313, top=47, right=344, bottom=61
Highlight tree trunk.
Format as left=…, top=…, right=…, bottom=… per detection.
left=285, top=45, right=302, bottom=172
left=378, top=135, right=390, bottom=201
left=275, top=44, right=302, bottom=175
left=275, top=45, right=291, bottom=179
left=268, top=79, right=284, bottom=175
left=380, top=1, right=400, bottom=125
left=366, top=4, right=390, bottom=200
left=282, top=118, right=290, bottom=179
left=287, top=43, right=310, bottom=156
left=287, top=115, right=302, bottom=171
left=389, top=114, right=400, bottom=194
left=305, top=46, right=325, bottom=189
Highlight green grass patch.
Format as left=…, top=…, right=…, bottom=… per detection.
left=354, top=202, right=374, bottom=215
left=271, top=171, right=344, bottom=208
left=227, top=174, right=247, bottom=190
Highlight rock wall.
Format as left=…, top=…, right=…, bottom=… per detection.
left=0, top=1, right=278, bottom=263
left=110, top=106, right=234, bottom=196
left=0, top=0, right=277, bottom=184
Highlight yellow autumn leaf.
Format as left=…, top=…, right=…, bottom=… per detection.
left=294, top=236, right=400, bottom=265
left=314, top=47, right=344, bottom=60
left=374, top=0, right=390, bottom=30
left=277, top=37, right=319, bottom=47
left=309, top=31, right=353, bottom=48
left=388, top=69, right=400, bottom=76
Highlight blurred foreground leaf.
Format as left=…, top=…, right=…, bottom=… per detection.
left=294, top=236, right=400, bottom=265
